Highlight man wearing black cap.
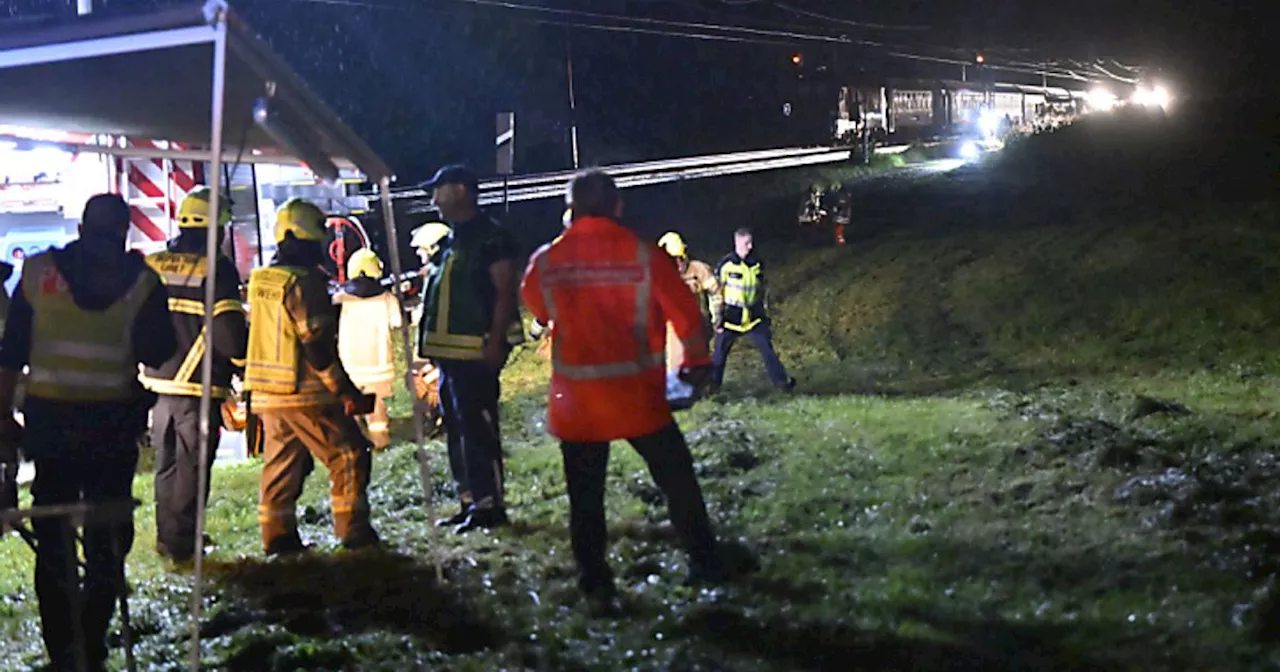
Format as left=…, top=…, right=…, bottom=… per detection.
left=0, top=193, right=176, bottom=671
left=417, top=165, right=523, bottom=533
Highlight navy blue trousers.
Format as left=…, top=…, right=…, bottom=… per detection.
left=711, top=322, right=790, bottom=388
left=437, top=359, right=505, bottom=510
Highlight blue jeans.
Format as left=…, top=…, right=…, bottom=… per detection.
left=711, top=322, right=790, bottom=388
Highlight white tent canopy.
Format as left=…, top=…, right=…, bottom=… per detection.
left=0, top=2, right=431, bottom=669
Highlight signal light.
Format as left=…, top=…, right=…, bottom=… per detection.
left=791, top=53, right=803, bottom=66
left=975, top=53, right=986, bottom=64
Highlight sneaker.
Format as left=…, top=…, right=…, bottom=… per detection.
left=780, top=377, right=797, bottom=391
left=453, top=507, right=510, bottom=535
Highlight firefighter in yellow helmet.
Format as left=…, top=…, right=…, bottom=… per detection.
left=657, top=231, right=722, bottom=373
left=407, top=223, right=451, bottom=434
left=140, top=186, right=248, bottom=563
left=0, top=194, right=177, bottom=670
left=245, top=198, right=378, bottom=555
left=334, top=248, right=402, bottom=449
left=410, top=221, right=452, bottom=266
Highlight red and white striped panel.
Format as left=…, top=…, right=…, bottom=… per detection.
left=120, top=139, right=205, bottom=248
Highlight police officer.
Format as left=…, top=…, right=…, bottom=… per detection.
left=712, top=228, right=796, bottom=392
left=245, top=198, right=378, bottom=555
left=419, top=165, right=522, bottom=534
left=0, top=194, right=176, bottom=671
left=140, top=187, right=248, bottom=563
left=335, top=248, right=401, bottom=449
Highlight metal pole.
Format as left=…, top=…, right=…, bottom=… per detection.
left=565, top=30, right=580, bottom=170
left=191, top=9, right=228, bottom=672
left=63, top=521, right=87, bottom=672
left=378, top=176, right=442, bottom=583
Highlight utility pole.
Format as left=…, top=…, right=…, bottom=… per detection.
left=565, top=29, right=581, bottom=170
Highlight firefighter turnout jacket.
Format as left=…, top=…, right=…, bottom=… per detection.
left=716, top=253, right=767, bottom=333
left=521, top=215, right=711, bottom=443
left=335, top=276, right=401, bottom=395
left=245, top=265, right=359, bottom=410
left=665, top=259, right=722, bottom=373
left=140, top=239, right=247, bottom=399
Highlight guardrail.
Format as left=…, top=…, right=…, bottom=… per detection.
left=384, top=143, right=918, bottom=212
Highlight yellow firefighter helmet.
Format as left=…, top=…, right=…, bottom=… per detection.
left=410, top=222, right=452, bottom=255
left=273, top=198, right=326, bottom=243
left=657, top=231, right=687, bottom=259
left=347, top=248, right=384, bottom=280
left=178, top=187, right=232, bottom=229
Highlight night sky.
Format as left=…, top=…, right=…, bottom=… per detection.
left=1, top=0, right=1268, bottom=182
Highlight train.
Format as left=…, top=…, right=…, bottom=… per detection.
left=832, top=79, right=1088, bottom=146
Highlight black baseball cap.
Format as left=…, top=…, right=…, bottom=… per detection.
left=421, top=164, right=479, bottom=193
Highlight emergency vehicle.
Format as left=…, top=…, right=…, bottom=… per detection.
left=0, top=126, right=374, bottom=286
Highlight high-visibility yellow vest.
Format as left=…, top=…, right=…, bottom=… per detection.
left=139, top=251, right=245, bottom=398
left=22, top=252, right=154, bottom=402
left=719, top=258, right=763, bottom=332
left=244, top=266, right=338, bottom=410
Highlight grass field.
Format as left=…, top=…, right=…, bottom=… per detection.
left=3, top=105, right=1280, bottom=670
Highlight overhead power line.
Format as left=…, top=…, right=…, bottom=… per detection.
left=773, top=2, right=930, bottom=32
left=287, top=0, right=1126, bottom=83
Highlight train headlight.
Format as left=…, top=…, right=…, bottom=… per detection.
left=1133, top=84, right=1172, bottom=110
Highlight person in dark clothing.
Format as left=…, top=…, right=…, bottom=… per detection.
left=140, top=187, right=248, bottom=564
left=712, top=228, right=796, bottom=392
left=0, top=193, right=177, bottom=672
left=418, top=165, right=523, bottom=534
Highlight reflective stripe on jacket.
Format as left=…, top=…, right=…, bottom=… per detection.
left=22, top=252, right=154, bottom=402
left=419, top=217, right=523, bottom=361
left=520, top=216, right=710, bottom=443
left=336, top=290, right=401, bottom=391
left=718, top=255, right=764, bottom=332
left=139, top=251, right=245, bottom=399
left=245, top=266, right=341, bottom=410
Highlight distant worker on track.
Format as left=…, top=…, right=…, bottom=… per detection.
left=335, top=248, right=402, bottom=450
left=656, top=231, right=722, bottom=373
left=246, top=198, right=379, bottom=555
left=0, top=194, right=177, bottom=671
left=521, top=170, right=728, bottom=613
left=712, top=228, right=796, bottom=392
left=140, top=187, right=248, bottom=564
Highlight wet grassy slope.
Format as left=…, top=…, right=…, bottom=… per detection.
left=3, top=104, right=1280, bottom=670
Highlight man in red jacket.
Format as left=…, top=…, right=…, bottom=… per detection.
left=521, top=170, right=725, bottom=611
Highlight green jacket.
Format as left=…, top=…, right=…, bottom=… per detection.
left=418, top=214, right=522, bottom=361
